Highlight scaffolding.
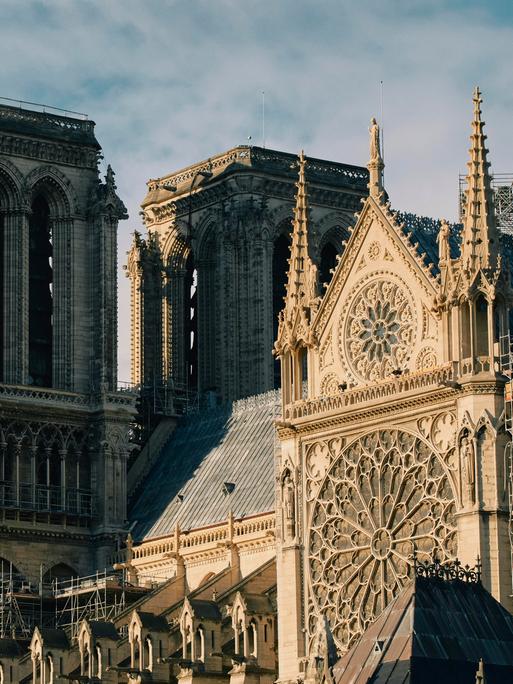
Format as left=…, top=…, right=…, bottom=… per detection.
left=52, top=570, right=130, bottom=640
left=460, top=174, right=513, bottom=232
left=0, top=563, right=54, bottom=639
left=499, top=334, right=513, bottom=594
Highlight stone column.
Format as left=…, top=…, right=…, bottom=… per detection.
left=59, top=449, right=67, bottom=512
left=3, top=210, right=29, bottom=383
left=52, top=217, right=73, bottom=390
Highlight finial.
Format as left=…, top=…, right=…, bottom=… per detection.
left=367, top=117, right=384, bottom=200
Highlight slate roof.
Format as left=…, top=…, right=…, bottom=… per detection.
left=189, top=599, right=222, bottom=621
left=129, top=389, right=280, bottom=540
left=136, top=611, right=169, bottom=632
left=37, top=627, right=69, bottom=650
left=88, top=621, right=119, bottom=640
left=0, top=638, right=22, bottom=657
left=333, top=574, right=513, bottom=684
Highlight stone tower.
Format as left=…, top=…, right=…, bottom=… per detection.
left=127, top=146, right=368, bottom=403
left=0, top=102, right=135, bottom=583
left=274, top=90, right=512, bottom=682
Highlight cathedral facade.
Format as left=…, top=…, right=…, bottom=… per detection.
left=274, top=89, right=513, bottom=680
left=0, top=103, right=135, bottom=582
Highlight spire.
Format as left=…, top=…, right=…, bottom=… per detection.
left=284, top=151, right=318, bottom=312
left=368, top=117, right=384, bottom=199
left=461, top=87, right=499, bottom=273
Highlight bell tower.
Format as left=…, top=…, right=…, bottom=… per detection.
left=0, top=101, right=135, bottom=583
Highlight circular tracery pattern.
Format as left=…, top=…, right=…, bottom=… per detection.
left=308, top=429, right=457, bottom=651
left=344, top=279, right=415, bottom=381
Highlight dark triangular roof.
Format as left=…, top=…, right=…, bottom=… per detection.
left=333, top=573, right=513, bottom=684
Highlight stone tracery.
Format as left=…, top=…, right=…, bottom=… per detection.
left=343, top=278, right=415, bottom=382
left=308, top=429, right=457, bottom=651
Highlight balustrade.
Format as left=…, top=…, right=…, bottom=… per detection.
left=0, top=480, right=93, bottom=516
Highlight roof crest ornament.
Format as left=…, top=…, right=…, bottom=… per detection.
left=368, top=117, right=384, bottom=200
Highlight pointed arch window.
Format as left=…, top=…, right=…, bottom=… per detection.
left=29, top=195, right=53, bottom=387
left=185, top=252, right=198, bottom=392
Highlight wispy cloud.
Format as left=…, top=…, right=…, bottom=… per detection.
left=1, top=0, right=511, bottom=378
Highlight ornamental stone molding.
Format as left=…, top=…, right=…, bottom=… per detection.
left=307, top=428, right=457, bottom=651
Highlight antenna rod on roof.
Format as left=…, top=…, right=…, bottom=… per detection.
left=380, top=80, right=385, bottom=183
left=262, top=90, right=266, bottom=149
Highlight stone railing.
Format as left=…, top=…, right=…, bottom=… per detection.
left=284, top=363, right=457, bottom=421
left=0, top=383, right=89, bottom=407
left=0, top=102, right=93, bottom=132
left=0, top=382, right=136, bottom=410
left=126, top=512, right=276, bottom=564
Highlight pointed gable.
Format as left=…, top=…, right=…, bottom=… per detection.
left=312, top=119, right=444, bottom=393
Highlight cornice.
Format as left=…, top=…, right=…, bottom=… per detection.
left=276, top=379, right=503, bottom=438
left=143, top=173, right=364, bottom=228
left=0, top=132, right=98, bottom=170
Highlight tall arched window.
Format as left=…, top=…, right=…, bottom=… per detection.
left=29, top=195, right=52, bottom=387
left=184, top=252, right=198, bottom=392
left=272, top=233, right=291, bottom=388
left=319, top=241, right=337, bottom=291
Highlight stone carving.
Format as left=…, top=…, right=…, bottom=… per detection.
left=416, top=346, right=437, bottom=371
left=369, top=118, right=381, bottom=162
left=368, top=241, right=380, bottom=261
left=308, top=429, right=456, bottom=651
left=431, top=412, right=456, bottom=453
left=320, top=372, right=339, bottom=397
left=343, top=278, right=415, bottom=381
left=282, top=471, right=296, bottom=540
left=437, top=220, right=451, bottom=265
left=459, top=432, right=476, bottom=504
left=319, top=330, right=334, bottom=370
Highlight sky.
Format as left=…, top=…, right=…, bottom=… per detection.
left=0, top=0, right=512, bottom=381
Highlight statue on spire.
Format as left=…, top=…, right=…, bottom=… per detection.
left=369, top=117, right=382, bottom=162
left=367, top=117, right=384, bottom=200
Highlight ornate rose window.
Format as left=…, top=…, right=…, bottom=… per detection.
left=343, top=278, right=415, bottom=382
left=308, top=429, right=457, bottom=651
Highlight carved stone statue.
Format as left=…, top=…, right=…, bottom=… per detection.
left=283, top=472, right=296, bottom=539
left=438, top=220, right=451, bottom=265
left=460, top=434, right=476, bottom=504
left=369, top=117, right=381, bottom=162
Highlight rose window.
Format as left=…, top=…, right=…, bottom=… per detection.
left=344, top=279, right=415, bottom=381
left=308, top=429, right=456, bottom=652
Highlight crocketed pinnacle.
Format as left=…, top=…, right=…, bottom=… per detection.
left=461, top=87, right=499, bottom=273
left=285, top=151, right=317, bottom=312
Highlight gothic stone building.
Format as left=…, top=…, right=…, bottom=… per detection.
left=0, top=103, right=135, bottom=582
left=274, top=88, right=513, bottom=679
left=126, top=145, right=368, bottom=403
left=0, top=89, right=512, bottom=684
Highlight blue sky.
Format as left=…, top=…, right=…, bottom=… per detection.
left=0, top=0, right=511, bottom=380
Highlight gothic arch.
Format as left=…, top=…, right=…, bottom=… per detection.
left=23, top=165, right=78, bottom=217
left=0, top=159, right=23, bottom=210
left=162, top=224, right=190, bottom=271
